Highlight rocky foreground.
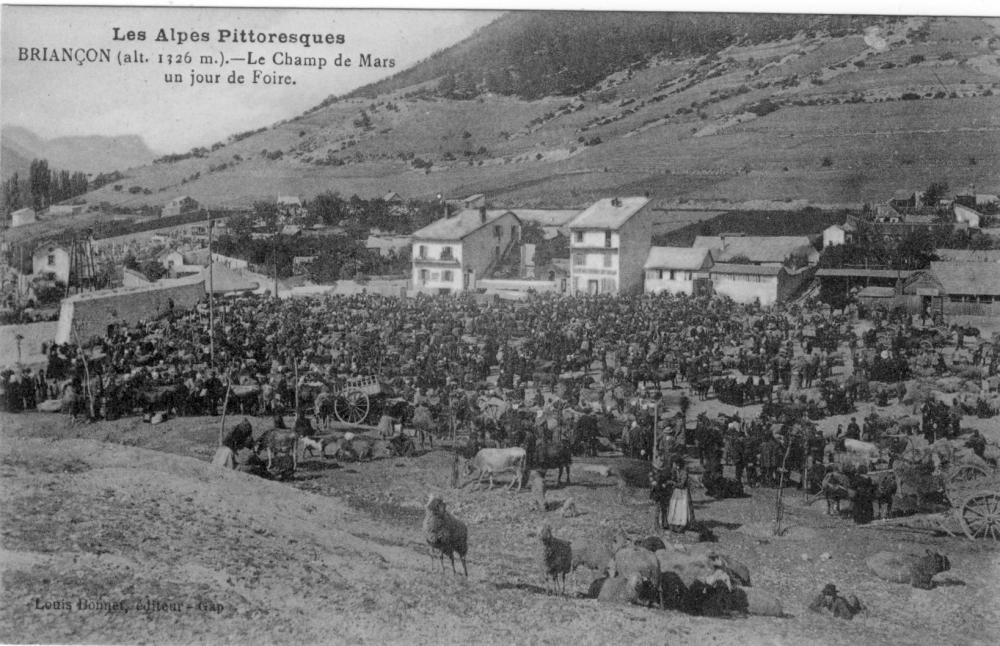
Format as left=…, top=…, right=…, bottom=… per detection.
left=1, top=413, right=998, bottom=645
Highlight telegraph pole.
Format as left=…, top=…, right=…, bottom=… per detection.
left=207, top=211, right=215, bottom=368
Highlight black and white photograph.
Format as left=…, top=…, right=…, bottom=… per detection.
left=1, top=2, right=999, bottom=643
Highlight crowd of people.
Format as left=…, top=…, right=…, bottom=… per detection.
left=2, top=290, right=995, bottom=520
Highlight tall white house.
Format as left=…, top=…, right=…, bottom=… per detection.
left=567, top=196, right=653, bottom=295
left=411, top=208, right=521, bottom=294
left=32, top=242, right=71, bottom=284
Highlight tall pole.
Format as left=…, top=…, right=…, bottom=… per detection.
left=273, top=233, right=279, bottom=299
left=207, top=211, right=215, bottom=368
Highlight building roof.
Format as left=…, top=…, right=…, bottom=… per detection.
left=934, top=248, right=1000, bottom=263
left=382, top=191, right=403, bottom=202
left=710, top=263, right=783, bottom=276
left=929, top=261, right=1000, bottom=296
left=567, top=197, right=651, bottom=230
left=509, top=209, right=581, bottom=228
left=644, top=246, right=712, bottom=270
left=826, top=222, right=856, bottom=233
left=816, top=268, right=916, bottom=279
left=412, top=209, right=520, bottom=241
left=715, top=236, right=815, bottom=264
left=277, top=195, right=302, bottom=206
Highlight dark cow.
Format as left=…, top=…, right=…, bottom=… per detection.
left=527, top=441, right=572, bottom=486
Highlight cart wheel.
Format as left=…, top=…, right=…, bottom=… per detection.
left=959, top=491, right=1000, bottom=541
left=949, top=464, right=989, bottom=485
left=334, top=390, right=370, bottom=424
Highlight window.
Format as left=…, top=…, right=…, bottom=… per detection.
left=685, top=271, right=693, bottom=280
left=440, top=246, right=453, bottom=260
left=658, top=269, right=664, bottom=280
left=418, top=245, right=427, bottom=259
left=604, top=231, right=612, bottom=248
left=511, top=225, right=518, bottom=239
left=669, top=270, right=676, bottom=280
left=603, top=253, right=613, bottom=268
left=443, top=270, right=454, bottom=282
left=419, top=269, right=429, bottom=284
left=575, top=231, right=583, bottom=243
left=573, top=252, right=586, bottom=266
left=494, top=225, right=501, bottom=238
left=47, top=254, right=56, bottom=266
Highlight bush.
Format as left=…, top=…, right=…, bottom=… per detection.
left=909, top=54, right=925, bottom=64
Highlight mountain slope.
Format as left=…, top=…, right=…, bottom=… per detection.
left=73, top=14, right=1000, bottom=212
left=1, top=126, right=157, bottom=178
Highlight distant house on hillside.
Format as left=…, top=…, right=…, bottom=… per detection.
left=47, top=204, right=86, bottom=217
left=411, top=207, right=521, bottom=294
left=157, top=249, right=185, bottom=270
left=163, top=196, right=199, bottom=217
left=889, top=190, right=924, bottom=210
left=10, top=207, right=36, bottom=227
left=568, top=196, right=653, bottom=296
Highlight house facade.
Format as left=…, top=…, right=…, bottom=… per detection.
left=644, top=246, right=712, bottom=295
left=32, top=243, right=71, bottom=284
left=708, top=263, right=813, bottom=306
left=411, top=208, right=521, bottom=294
left=568, top=197, right=652, bottom=296
left=822, top=223, right=855, bottom=248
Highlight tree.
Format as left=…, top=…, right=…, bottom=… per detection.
left=29, top=158, right=51, bottom=211
left=922, top=181, right=949, bottom=207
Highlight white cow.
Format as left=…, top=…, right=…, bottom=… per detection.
left=464, top=447, right=527, bottom=491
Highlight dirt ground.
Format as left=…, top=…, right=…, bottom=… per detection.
left=1, top=402, right=998, bottom=645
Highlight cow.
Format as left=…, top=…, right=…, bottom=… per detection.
left=464, top=447, right=527, bottom=491
left=529, top=441, right=572, bottom=486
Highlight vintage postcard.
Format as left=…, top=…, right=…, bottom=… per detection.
left=1, top=3, right=999, bottom=645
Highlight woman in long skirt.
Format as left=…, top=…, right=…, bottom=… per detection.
left=667, top=459, right=695, bottom=533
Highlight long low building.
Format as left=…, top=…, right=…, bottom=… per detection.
left=55, top=277, right=205, bottom=344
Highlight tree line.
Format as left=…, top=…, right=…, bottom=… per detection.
left=3, top=158, right=90, bottom=214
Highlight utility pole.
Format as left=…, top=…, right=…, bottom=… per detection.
left=207, top=211, right=215, bottom=368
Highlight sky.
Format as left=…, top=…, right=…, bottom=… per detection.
left=1, top=6, right=501, bottom=153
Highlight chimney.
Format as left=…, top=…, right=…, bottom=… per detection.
left=480, top=206, right=487, bottom=223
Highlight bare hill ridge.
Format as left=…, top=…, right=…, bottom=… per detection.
left=77, top=15, right=1000, bottom=211
left=1, top=125, right=157, bottom=177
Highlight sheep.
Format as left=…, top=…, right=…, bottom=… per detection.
left=570, top=528, right=628, bottom=575
left=609, top=546, right=662, bottom=608
left=422, top=494, right=468, bottom=577
left=539, top=524, right=572, bottom=595
left=592, top=573, right=656, bottom=606
left=634, top=536, right=666, bottom=553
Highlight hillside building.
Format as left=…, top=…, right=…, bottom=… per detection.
left=10, top=208, right=36, bottom=228
left=32, top=242, right=71, bottom=284
left=822, top=222, right=856, bottom=247
left=568, top=196, right=653, bottom=296
left=953, top=203, right=981, bottom=229
left=411, top=207, right=521, bottom=294
left=163, top=196, right=199, bottom=217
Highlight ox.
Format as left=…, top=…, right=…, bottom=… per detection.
left=464, top=447, right=527, bottom=491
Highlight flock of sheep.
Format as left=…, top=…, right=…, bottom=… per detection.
left=421, top=492, right=784, bottom=618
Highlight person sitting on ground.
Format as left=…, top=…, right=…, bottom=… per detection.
left=808, top=583, right=864, bottom=620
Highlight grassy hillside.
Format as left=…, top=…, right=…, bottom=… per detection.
left=70, top=14, right=1000, bottom=215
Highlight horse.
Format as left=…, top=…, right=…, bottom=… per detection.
left=820, top=469, right=852, bottom=516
